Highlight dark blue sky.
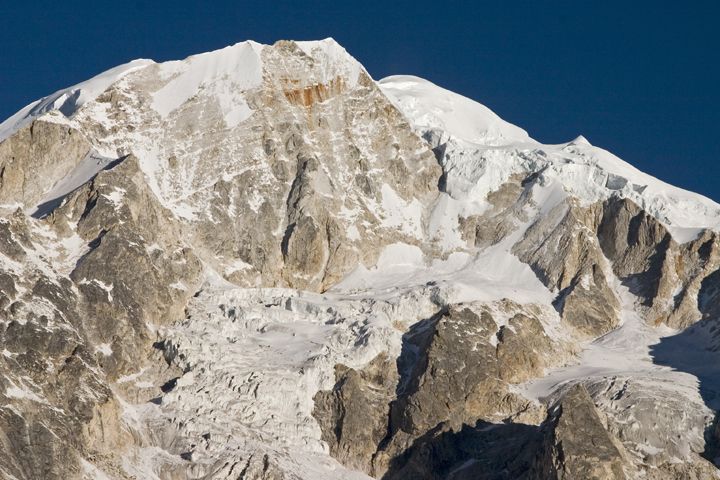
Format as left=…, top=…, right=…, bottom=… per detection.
left=2, top=1, right=718, bottom=201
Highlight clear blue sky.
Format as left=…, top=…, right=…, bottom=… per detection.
left=2, top=1, right=718, bottom=201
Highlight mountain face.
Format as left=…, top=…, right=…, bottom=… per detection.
left=0, top=38, right=719, bottom=480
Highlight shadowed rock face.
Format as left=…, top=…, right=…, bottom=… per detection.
left=597, top=197, right=720, bottom=329
left=312, top=304, right=557, bottom=479
left=377, top=384, right=632, bottom=480
left=313, top=354, right=398, bottom=473
left=1, top=38, right=720, bottom=480
left=530, top=384, right=629, bottom=480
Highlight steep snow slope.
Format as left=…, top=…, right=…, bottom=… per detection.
left=378, top=75, right=531, bottom=146
left=380, top=75, right=720, bottom=243
left=151, top=41, right=263, bottom=122
left=0, top=59, right=153, bottom=141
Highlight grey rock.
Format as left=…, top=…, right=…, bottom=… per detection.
left=313, top=353, right=398, bottom=473
left=0, top=119, right=91, bottom=208
left=530, top=384, right=629, bottom=480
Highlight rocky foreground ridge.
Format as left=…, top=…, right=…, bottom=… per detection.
left=0, top=38, right=719, bottom=479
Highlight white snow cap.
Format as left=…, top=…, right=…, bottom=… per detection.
left=570, top=134, right=591, bottom=146
left=380, top=74, right=720, bottom=242
left=378, top=75, right=531, bottom=146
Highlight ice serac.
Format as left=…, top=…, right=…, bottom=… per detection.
left=1, top=37, right=720, bottom=480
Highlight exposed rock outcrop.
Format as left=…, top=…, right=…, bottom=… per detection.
left=313, top=354, right=398, bottom=473
left=513, top=200, right=621, bottom=338
left=530, top=384, right=630, bottom=480
left=0, top=119, right=91, bottom=208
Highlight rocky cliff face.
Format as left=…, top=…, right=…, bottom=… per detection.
left=0, top=39, right=719, bottom=480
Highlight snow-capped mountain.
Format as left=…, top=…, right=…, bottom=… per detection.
left=0, top=38, right=719, bottom=480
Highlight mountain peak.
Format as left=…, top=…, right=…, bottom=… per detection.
left=569, top=134, right=591, bottom=146
left=0, top=38, right=369, bottom=144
